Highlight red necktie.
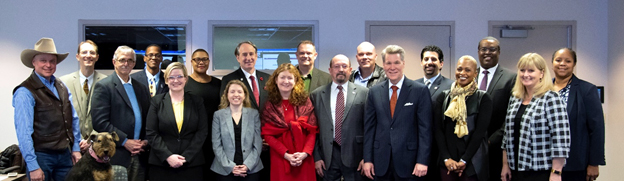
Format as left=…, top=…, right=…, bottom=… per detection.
left=480, top=70, right=489, bottom=91
left=390, top=85, right=398, bottom=118
left=250, top=75, right=260, bottom=106
left=335, top=85, right=345, bottom=145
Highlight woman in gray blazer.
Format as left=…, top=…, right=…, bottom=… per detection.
left=212, top=80, right=263, bottom=181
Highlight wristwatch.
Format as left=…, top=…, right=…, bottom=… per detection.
left=551, top=169, right=562, bottom=175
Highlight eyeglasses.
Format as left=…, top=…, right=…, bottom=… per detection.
left=145, top=54, right=162, bottom=58
left=168, top=75, right=186, bottom=81
left=116, top=59, right=135, bottom=64
left=192, top=58, right=209, bottom=63
left=479, top=47, right=498, bottom=53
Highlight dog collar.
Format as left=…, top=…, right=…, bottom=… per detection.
left=89, top=146, right=108, bottom=163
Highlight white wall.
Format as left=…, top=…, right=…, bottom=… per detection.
left=1, top=0, right=617, bottom=178
left=606, top=0, right=624, bottom=180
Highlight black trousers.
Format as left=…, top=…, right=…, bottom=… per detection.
left=511, top=170, right=550, bottom=181
left=561, top=170, right=586, bottom=181
left=375, top=154, right=420, bottom=181
left=216, top=172, right=260, bottom=181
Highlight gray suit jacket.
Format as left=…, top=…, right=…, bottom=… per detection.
left=310, top=82, right=368, bottom=168
left=211, top=107, right=264, bottom=176
left=59, top=71, right=107, bottom=139
left=300, top=67, right=332, bottom=93
left=415, top=75, right=453, bottom=101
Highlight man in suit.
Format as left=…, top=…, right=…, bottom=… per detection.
left=362, top=45, right=433, bottom=181
left=415, top=45, right=453, bottom=100
left=350, top=41, right=386, bottom=88
left=131, top=44, right=168, bottom=97
left=475, top=37, right=516, bottom=181
left=296, top=40, right=332, bottom=92
left=59, top=40, right=107, bottom=152
left=311, top=54, right=368, bottom=181
left=415, top=46, right=452, bottom=181
left=219, top=41, right=271, bottom=180
left=92, top=45, right=151, bottom=181
left=220, top=41, right=270, bottom=111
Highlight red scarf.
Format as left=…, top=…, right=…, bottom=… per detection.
left=261, top=98, right=318, bottom=173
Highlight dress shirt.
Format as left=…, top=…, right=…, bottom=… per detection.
left=79, top=72, right=94, bottom=90
left=330, top=82, right=348, bottom=139
left=116, top=74, right=142, bottom=145
left=353, top=68, right=373, bottom=88
left=241, top=68, right=258, bottom=90
left=423, top=73, right=440, bottom=89
left=13, top=73, right=81, bottom=172
left=478, top=64, right=498, bottom=91
left=145, top=68, right=161, bottom=86
left=388, top=76, right=405, bottom=100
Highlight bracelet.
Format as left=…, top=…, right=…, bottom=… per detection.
left=551, top=169, right=562, bottom=175
left=444, top=159, right=449, bottom=163
left=460, top=159, right=467, bottom=164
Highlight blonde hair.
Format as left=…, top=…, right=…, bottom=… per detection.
left=219, top=80, right=252, bottom=109
left=511, top=53, right=554, bottom=98
left=164, top=62, right=188, bottom=82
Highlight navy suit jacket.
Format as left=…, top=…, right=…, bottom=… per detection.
left=131, top=70, right=169, bottom=96
left=562, top=75, right=606, bottom=171
left=91, top=72, right=151, bottom=167
left=363, top=77, right=433, bottom=178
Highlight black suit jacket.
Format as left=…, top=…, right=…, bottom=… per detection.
left=219, top=68, right=270, bottom=111
left=562, top=75, right=606, bottom=171
left=146, top=92, right=208, bottom=168
left=477, top=67, right=516, bottom=144
left=91, top=72, right=151, bottom=167
left=131, top=70, right=169, bottom=96
left=363, top=78, right=433, bottom=178
left=310, top=82, right=368, bottom=168
left=415, top=75, right=454, bottom=101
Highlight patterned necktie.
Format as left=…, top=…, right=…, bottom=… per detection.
left=83, top=79, right=89, bottom=95
left=425, top=80, right=431, bottom=89
left=335, top=85, right=345, bottom=145
left=390, top=85, right=398, bottom=118
left=250, top=75, right=260, bottom=106
left=480, top=70, right=489, bottom=91
left=149, top=78, right=156, bottom=97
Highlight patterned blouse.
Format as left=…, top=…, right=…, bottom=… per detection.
left=502, top=90, right=571, bottom=171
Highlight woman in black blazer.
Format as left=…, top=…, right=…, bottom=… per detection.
left=146, top=62, right=209, bottom=181
left=552, top=48, right=606, bottom=181
left=434, top=55, right=492, bottom=181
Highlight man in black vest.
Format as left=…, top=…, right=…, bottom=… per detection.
left=13, top=37, right=82, bottom=181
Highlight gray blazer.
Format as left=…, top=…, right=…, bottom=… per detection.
left=211, top=107, right=264, bottom=176
left=59, top=71, right=107, bottom=138
left=310, top=82, right=368, bottom=168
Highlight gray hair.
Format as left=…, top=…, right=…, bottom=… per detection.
left=113, top=45, right=136, bottom=61
left=381, top=45, right=405, bottom=62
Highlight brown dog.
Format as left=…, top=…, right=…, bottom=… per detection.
left=66, top=132, right=118, bottom=181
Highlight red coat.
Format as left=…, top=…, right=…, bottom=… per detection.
left=261, top=98, right=318, bottom=181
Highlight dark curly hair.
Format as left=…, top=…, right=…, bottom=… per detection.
left=265, top=63, right=308, bottom=105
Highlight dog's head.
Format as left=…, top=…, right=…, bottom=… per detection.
left=88, top=132, right=118, bottom=162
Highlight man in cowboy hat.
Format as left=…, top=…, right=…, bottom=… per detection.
left=13, top=37, right=82, bottom=181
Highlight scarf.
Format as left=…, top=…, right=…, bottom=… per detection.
left=444, top=81, right=477, bottom=138
left=261, top=99, right=318, bottom=174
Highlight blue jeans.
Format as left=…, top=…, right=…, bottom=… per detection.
left=29, top=150, right=73, bottom=181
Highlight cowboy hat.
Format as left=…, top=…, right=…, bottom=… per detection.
left=20, top=38, right=69, bottom=68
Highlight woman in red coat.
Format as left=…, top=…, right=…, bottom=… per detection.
left=261, top=63, right=318, bottom=181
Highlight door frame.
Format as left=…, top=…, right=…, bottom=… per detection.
left=365, top=21, right=456, bottom=77
left=489, top=20, right=576, bottom=51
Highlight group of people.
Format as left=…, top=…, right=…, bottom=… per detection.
left=13, top=36, right=604, bottom=181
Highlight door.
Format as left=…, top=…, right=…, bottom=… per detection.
left=366, top=21, right=454, bottom=80
left=489, top=21, right=575, bottom=73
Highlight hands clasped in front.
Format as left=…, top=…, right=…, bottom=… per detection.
left=124, top=139, right=148, bottom=156
left=444, top=158, right=466, bottom=176
left=232, top=165, right=249, bottom=177
left=284, top=152, right=308, bottom=167
left=166, top=154, right=186, bottom=168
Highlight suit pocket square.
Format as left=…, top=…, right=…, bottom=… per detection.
left=404, top=102, right=413, bottom=106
